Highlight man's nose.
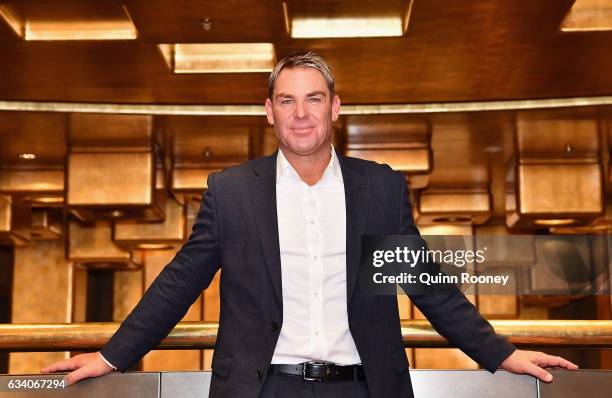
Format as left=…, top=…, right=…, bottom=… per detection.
left=294, top=101, right=308, bottom=119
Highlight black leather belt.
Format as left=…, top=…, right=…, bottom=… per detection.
left=269, top=361, right=366, bottom=381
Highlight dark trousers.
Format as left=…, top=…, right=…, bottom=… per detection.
left=259, top=373, right=371, bottom=398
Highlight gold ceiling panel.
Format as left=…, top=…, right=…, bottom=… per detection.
left=0, top=194, right=30, bottom=245
left=507, top=116, right=605, bottom=229
left=159, top=43, right=276, bottom=74
left=113, top=197, right=186, bottom=250
left=283, top=0, right=413, bottom=38
left=67, top=220, right=142, bottom=269
left=170, top=168, right=220, bottom=192
left=0, top=2, right=137, bottom=40
left=415, top=189, right=491, bottom=225
left=30, top=208, right=62, bottom=240
left=69, top=113, right=152, bottom=149
left=346, top=118, right=432, bottom=188
left=561, top=0, right=612, bottom=32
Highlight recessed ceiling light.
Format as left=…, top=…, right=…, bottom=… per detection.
left=19, top=153, right=36, bottom=160
left=158, top=43, right=276, bottom=74
left=283, top=0, right=413, bottom=38
left=0, top=4, right=137, bottom=41
left=561, top=0, right=612, bottom=32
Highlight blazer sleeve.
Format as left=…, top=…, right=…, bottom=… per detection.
left=100, top=172, right=223, bottom=371
left=395, top=171, right=516, bottom=372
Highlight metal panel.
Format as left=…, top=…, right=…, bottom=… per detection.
left=0, top=373, right=159, bottom=398
left=410, top=370, right=535, bottom=398
left=539, top=370, right=612, bottom=398
left=161, top=372, right=211, bottom=398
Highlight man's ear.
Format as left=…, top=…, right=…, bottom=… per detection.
left=331, top=94, right=341, bottom=121
left=265, top=98, right=275, bottom=126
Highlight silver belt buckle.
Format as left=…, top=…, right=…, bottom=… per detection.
left=302, top=360, right=330, bottom=381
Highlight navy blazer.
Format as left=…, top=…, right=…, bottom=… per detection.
left=101, top=150, right=516, bottom=398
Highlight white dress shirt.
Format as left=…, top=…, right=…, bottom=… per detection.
left=271, top=146, right=361, bottom=365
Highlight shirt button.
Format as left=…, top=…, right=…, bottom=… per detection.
left=257, top=369, right=263, bottom=379
left=270, top=321, right=279, bottom=332
left=310, top=220, right=315, bottom=225
left=315, top=331, right=319, bottom=336
left=313, top=256, right=318, bottom=261
left=314, top=292, right=318, bottom=298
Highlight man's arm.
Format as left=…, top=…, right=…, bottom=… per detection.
left=395, top=171, right=577, bottom=381
left=42, top=172, right=223, bottom=384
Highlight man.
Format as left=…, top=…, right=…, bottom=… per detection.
left=43, top=52, right=577, bottom=397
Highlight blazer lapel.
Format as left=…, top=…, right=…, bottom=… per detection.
left=338, top=154, right=370, bottom=305
left=249, top=152, right=283, bottom=310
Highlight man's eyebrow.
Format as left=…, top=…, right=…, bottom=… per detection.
left=307, top=91, right=327, bottom=97
left=275, top=93, right=294, bottom=100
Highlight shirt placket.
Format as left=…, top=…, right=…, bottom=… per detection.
left=303, top=183, right=324, bottom=360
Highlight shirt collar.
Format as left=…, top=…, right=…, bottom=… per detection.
left=276, top=145, right=343, bottom=184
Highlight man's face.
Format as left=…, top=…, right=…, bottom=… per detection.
left=265, top=67, right=340, bottom=157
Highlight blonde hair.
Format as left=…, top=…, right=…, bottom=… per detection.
left=268, top=51, right=335, bottom=99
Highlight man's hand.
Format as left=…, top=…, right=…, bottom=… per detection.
left=500, top=349, right=578, bottom=382
left=41, top=352, right=113, bottom=386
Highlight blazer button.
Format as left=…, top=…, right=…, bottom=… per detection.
left=270, top=321, right=279, bottom=332
left=257, top=369, right=263, bottom=379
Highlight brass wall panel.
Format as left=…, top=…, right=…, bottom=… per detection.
left=0, top=169, right=64, bottom=194
left=416, top=189, right=491, bottom=225
left=113, top=197, right=185, bottom=248
left=0, top=195, right=31, bottom=245
left=69, top=114, right=152, bottom=149
left=113, top=269, right=143, bottom=321
left=516, top=118, right=600, bottom=156
left=67, top=152, right=154, bottom=206
left=9, top=239, right=72, bottom=374
left=170, top=168, right=218, bottom=192
left=346, top=148, right=431, bottom=174
left=517, top=163, right=603, bottom=214
left=141, top=250, right=202, bottom=371
left=68, top=220, right=142, bottom=269
left=30, top=208, right=62, bottom=240
left=71, top=267, right=88, bottom=323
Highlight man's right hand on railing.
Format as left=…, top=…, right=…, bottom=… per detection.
left=41, top=352, right=113, bottom=385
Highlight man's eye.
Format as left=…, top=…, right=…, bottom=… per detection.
left=309, top=97, right=322, bottom=103
left=280, top=99, right=293, bottom=105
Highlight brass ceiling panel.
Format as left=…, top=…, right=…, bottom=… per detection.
left=168, top=116, right=251, bottom=165
left=516, top=116, right=600, bottom=157
left=1, top=1, right=611, bottom=104
left=0, top=2, right=137, bottom=41
left=0, top=194, right=30, bottom=245
left=69, top=113, right=152, bottom=149
left=284, top=0, right=412, bottom=38
left=0, top=112, right=66, bottom=165
left=67, top=151, right=154, bottom=206
left=561, top=0, right=612, bottom=31
left=30, top=208, right=62, bottom=240
left=170, top=168, right=219, bottom=192
left=113, top=197, right=186, bottom=250
left=67, top=220, right=142, bottom=269
left=415, top=188, right=492, bottom=225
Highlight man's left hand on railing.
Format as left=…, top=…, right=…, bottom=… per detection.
left=500, top=349, right=579, bottom=382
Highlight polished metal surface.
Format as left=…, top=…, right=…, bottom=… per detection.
left=1, top=370, right=610, bottom=397
left=539, top=370, right=612, bottom=397
left=410, top=370, right=534, bottom=398
left=2, top=320, right=612, bottom=351
left=0, top=373, right=159, bottom=398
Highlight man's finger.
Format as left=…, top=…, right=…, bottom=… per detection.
left=545, top=355, right=578, bottom=370
left=41, top=359, right=78, bottom=374
left=524, top=361, right=553, bottom=383
left=64, top=365, right=92, bottom=386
